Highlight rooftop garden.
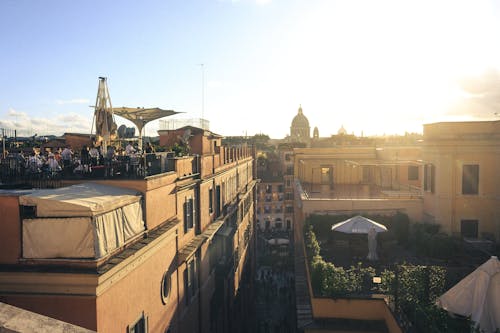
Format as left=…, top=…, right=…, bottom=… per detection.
left=303, top=213, right=497, bottom=333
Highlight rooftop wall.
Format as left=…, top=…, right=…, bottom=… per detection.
left=0, top=195, right=22, bottom=264
left=310, top=298, right=402, bottom=333
left=424, top=120, right=500, bottom=140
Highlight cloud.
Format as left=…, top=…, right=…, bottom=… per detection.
left=56, top=113, right=88, bottom=123
left=55, top=98, right=90, bottom=105
left=444, top=69, right=500, bottom=121
left=444, top=69, right=500, bottom=120
left=255, top=0, right=271, bottom=4
left=458, top=69, right=500, bottom=109
left=0, top=109, right=92, bottom=137
left=7, top=108, right=28, bottom=118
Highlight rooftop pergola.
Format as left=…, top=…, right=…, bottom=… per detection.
left=112, top=107, right=181, bottom=149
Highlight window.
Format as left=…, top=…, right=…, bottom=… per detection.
left=408, top=165, right=419, bottom=181
left=286, top=166, right=293, bottom=175
left=265, top=194, right=272, bottom=202
left=264, top=206, right=271, bottom=214
left=161, top=271, right=172, bottom=304
left=461, top=220, right=478, bottom=239
left=277, top=185, right=284, bottom=193
left=20, top=205, right=36, bottom=219
left=184, top=257, right=198, bottom=305
left=362, top=166, right=373, bottom=183
left=285, top=154, right=291, bottom=161
left=209, top=188, right=213, bottom=213
left=424, top=164, right=435, bottom=193
left=321, top=167, right=331, bottom=184
left=183, top=197, right=195, bottom=233
left=462, top=164, right=479, bottom=195
left=285, top=206, right=293, bottom=213
left=286, top=179, right=291, bottom=187
left=266, top=185, right=272, bottom=193
left=128, top=312, right=148, bottom=333
left=286, top=220, right=291, bottom=230
left=285, top=192, right=294, bottom=200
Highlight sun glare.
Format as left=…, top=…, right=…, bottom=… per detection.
left=274, top=0, right=500, bottom=136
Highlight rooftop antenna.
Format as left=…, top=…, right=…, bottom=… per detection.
left=199, top=63, right=205, bottom=123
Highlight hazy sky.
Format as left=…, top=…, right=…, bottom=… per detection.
left=2, top=0, right=500, bottom=138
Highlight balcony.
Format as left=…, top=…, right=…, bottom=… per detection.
left=0, top=152, right=200, bottom=188
left=300, top=183, right=422, bottom=200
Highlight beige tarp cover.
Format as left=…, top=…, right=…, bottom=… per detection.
left=23, top=217, right=95, bottom=258
left=21, top=183, right=145, bottom=259
left=19, top=182, right=141, bottom=217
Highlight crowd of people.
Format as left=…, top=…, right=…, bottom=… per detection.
left=255, top=225, right=296, bottom=333
left=255, top=266, right=296, bottom=333
left=1, top=140, right=157, bottom=180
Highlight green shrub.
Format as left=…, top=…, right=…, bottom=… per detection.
left=393, top=211, right=410, bottom=246
left=305, top=225, right=320, bottom=259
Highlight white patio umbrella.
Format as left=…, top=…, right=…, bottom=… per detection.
left=331, top=215, right=388, bottom=234
left=331, top=215, right=388, bottom=261
left=437, top=256, right=500, bottom=333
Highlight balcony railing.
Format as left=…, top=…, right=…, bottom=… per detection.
left=0, top=152, right=176, bottom=187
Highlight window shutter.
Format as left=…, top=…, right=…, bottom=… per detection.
left=183, top=201, right=188, bottom=233
left=190, top=198, right=195, bottom=229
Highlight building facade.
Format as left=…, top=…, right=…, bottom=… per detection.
left=0, top=126, right=256, bottom=333
left=422, top=120, right=500, bottom=241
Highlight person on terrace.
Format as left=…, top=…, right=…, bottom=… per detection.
left=145, top=142, right=155, bottom=154
left=61, top=146, right=73, bottom=168
left=46, top=153, right=61, bottom=172
left=89, top=144, right=100, bottom=166
left=125, top=141, right=136, bottom=155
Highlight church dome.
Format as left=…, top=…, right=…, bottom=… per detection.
left=338, top=125, right=347, bottom=135
left=291, top=105, right=310, bottom=129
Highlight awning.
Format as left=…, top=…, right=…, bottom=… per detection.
left=113, top=107, right=181, bottom=149
left=112, top=107, right=180, bottom=131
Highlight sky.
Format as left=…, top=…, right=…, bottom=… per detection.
left=1, top=0, right=500, bottom=139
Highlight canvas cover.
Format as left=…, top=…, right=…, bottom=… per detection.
left=437, top=256, right=500, bottom=333
left=23, top=217, right=95, bottom=258
left=19, top=182, right=141, bottom=217
left=21, top=183, right=145, bottom=259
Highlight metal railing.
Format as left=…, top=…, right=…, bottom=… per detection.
left=0, top=152, right=170, bottom=187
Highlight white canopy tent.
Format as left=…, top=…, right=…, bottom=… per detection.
left=20, top=183, right=145, bottom=259
left=331, top=215, right=388, bottom=261
left=437, top=256, right=500, bottom=333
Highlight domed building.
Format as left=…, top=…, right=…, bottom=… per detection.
left=290, top=105, right=310, bottom=144
left=338, top=125, right=347, bottom=135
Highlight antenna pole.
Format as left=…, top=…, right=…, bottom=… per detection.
left=200, top=63, right=205, bottom=123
